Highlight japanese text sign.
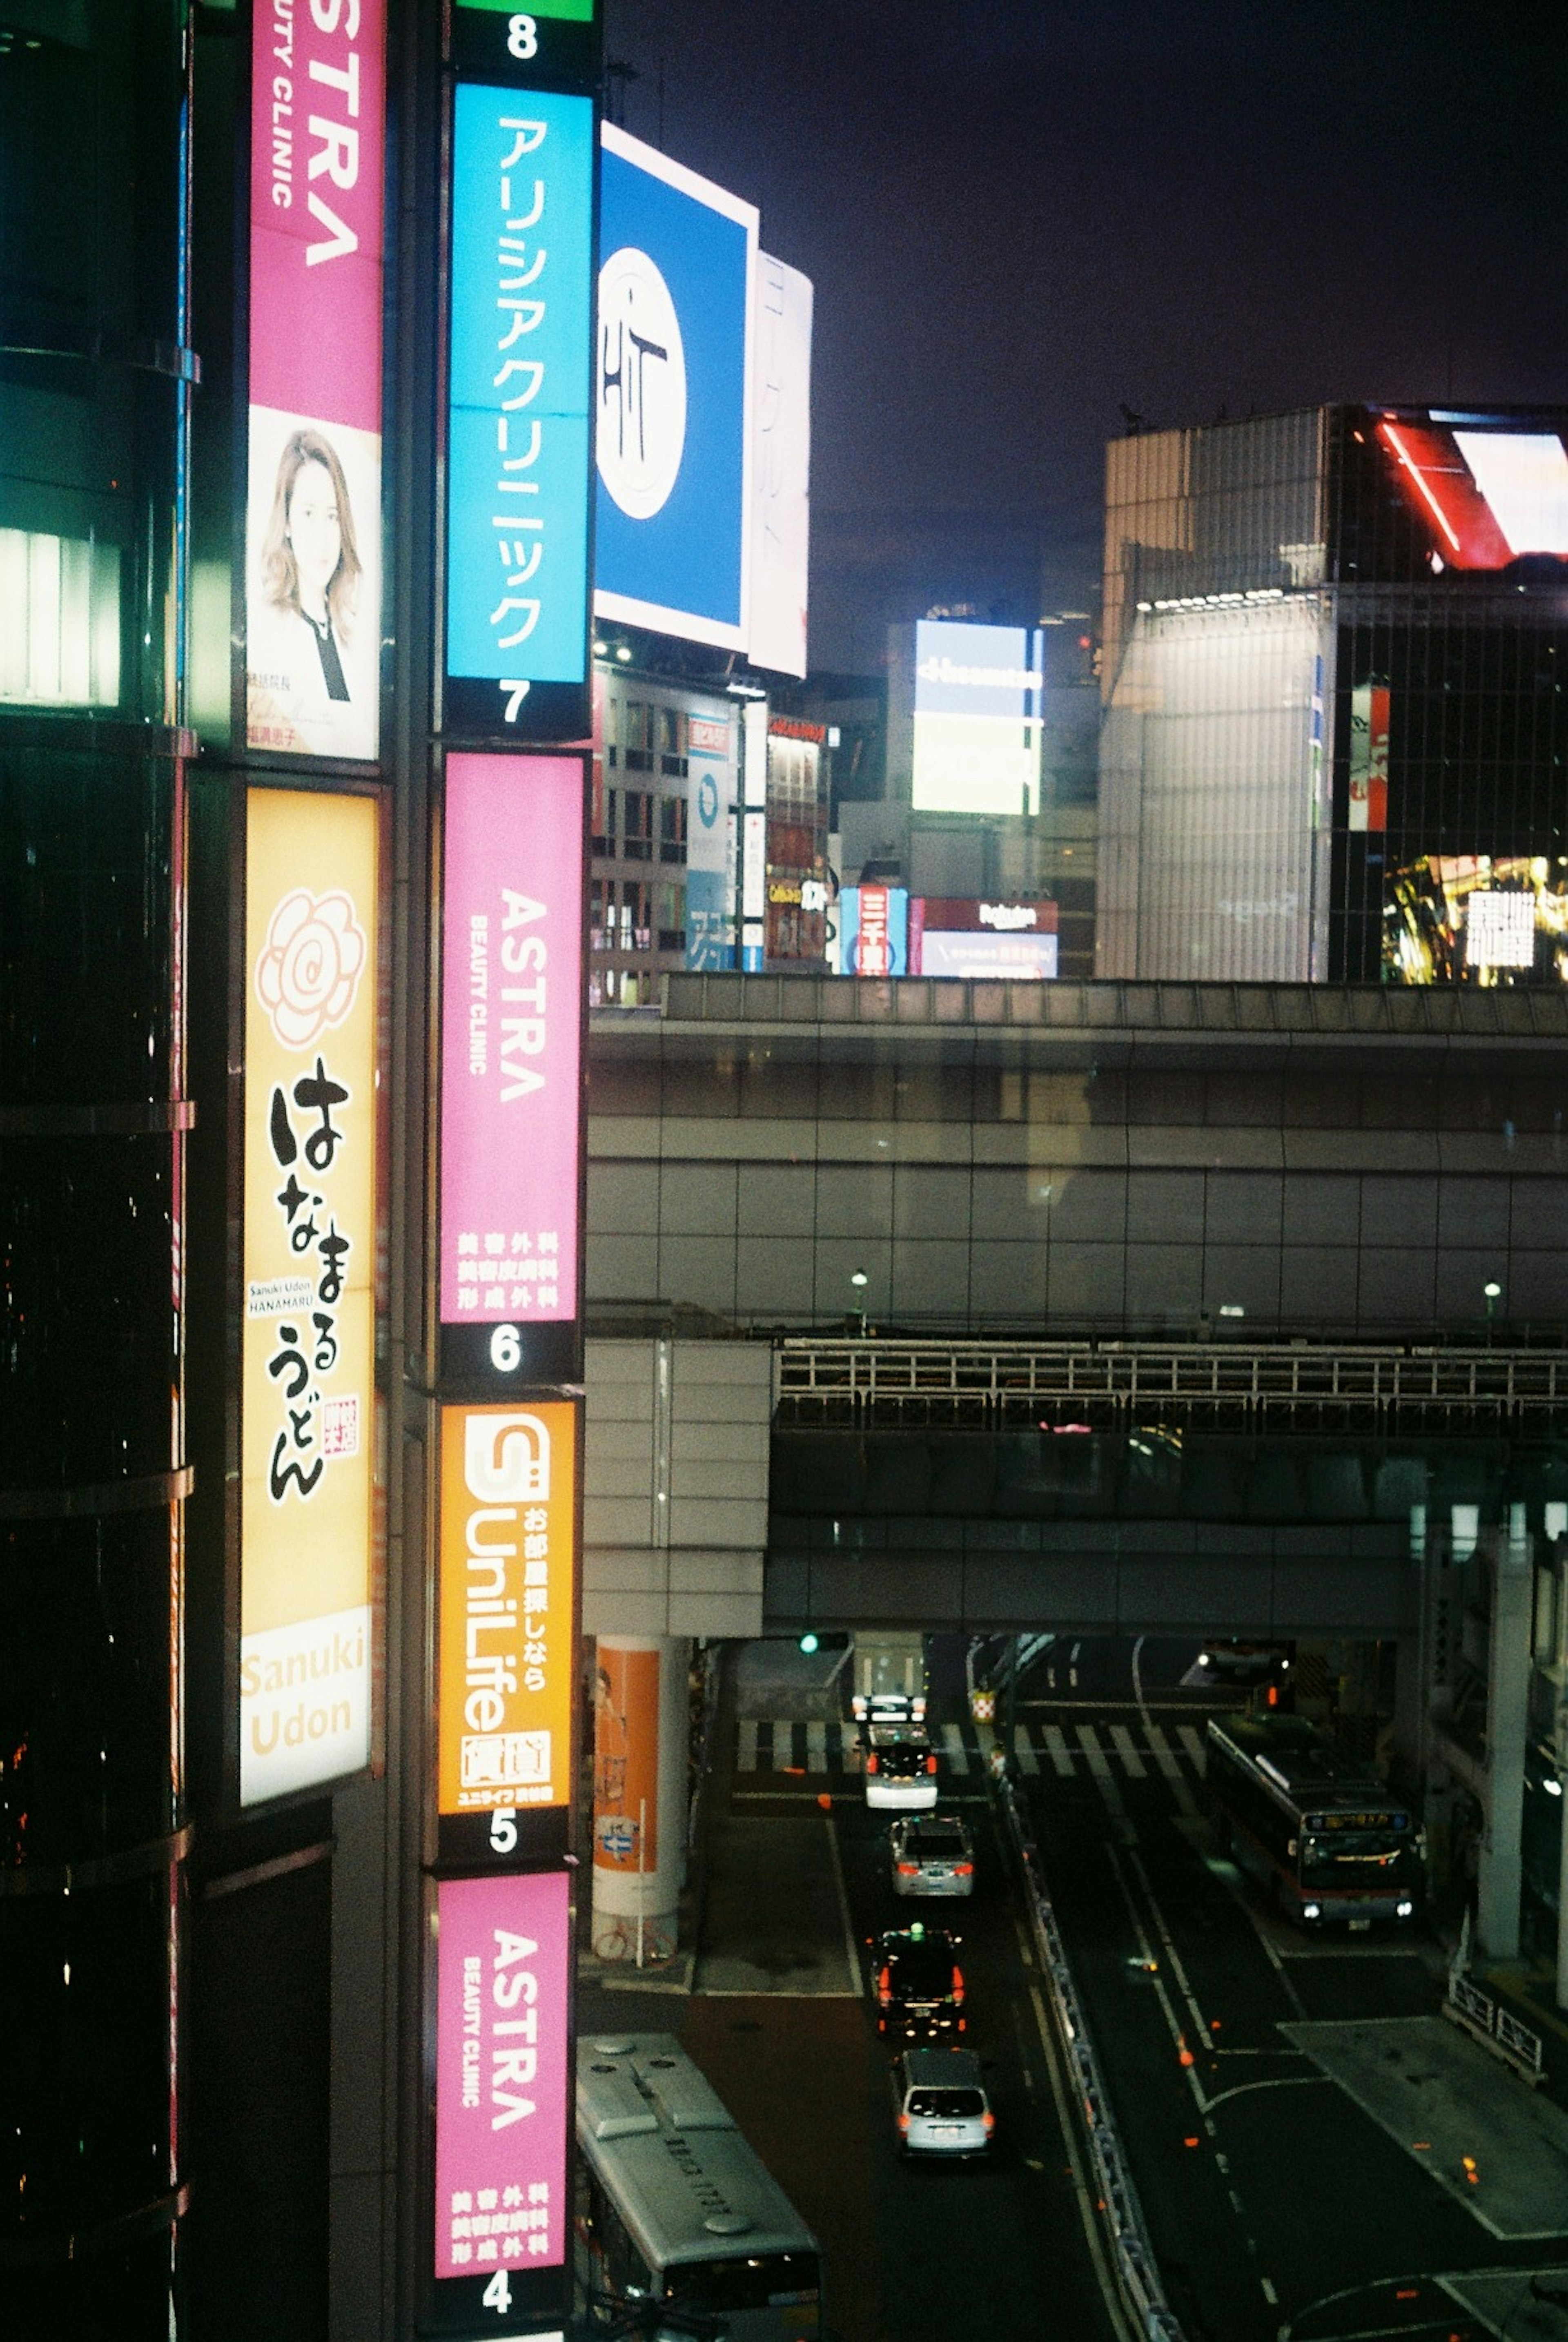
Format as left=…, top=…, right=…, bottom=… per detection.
left=434, top=1870, right=571, bottom=2278
left=439, top=753, right=584, bottom=1330
left=241, top=788, right=379, bottom=1804
left=438, top=1403, right=577, bottom=1818
left=447, top=84, right=594, bottom=718
left=246, top=0, right=385, bottom=760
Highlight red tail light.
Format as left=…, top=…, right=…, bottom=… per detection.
left=896, top=1863, right=919, bottom=1876
left=952, top=1966, right=964, bottom=2002
left=953, top=1863, right=973, bottom=1876
left=878, top=1967, right=890, bottom=2002
left=898, top=2112, right=910, bottom=2133
left=866, top=1753, right=879, bottom=1774
left=925, top=1754, right=938, bottom=1774
left=982, top=2110, right=996, bottom=2134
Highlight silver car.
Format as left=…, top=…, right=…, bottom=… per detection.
left=893, top=2047, right=993, bottom=2159
left=890, top=1813, right=974, bottom=1897
left=864, top=1725, right=938, bottom=1812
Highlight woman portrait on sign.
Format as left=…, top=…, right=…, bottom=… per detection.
left=246, top=425, right=374, bottom=758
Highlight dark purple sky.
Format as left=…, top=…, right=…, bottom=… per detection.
left=603, top=0, right=1568, bottom=671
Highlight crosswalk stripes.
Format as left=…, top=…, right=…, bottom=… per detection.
left=1145, top=1722, right=1198, bottom=1816
left=729, top=1716, right=1217, bottom=1808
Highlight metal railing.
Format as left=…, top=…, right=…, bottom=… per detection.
left=1445, top=1968, right=1546, bottom=2085
left=776, top=1339, right=1568, bottom=1417
left=998, top=1768, right=1187, bottom=2341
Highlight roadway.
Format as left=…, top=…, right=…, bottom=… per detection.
left=578, top=1636, right=1568, bottom=2342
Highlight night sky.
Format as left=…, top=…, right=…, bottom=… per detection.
left=601, top=0, right=1568, bottom=673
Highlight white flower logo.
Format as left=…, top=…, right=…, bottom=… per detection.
left=255, top=888, right=368, bottom=1052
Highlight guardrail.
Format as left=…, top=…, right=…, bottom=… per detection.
left=1444, top=1968, right=1546, bottom=2086
left=996, top=1769, right=1188, bottom=2342
left=776, top=1339, right=1568, bottom=1417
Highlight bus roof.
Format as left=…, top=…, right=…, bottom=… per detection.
left=577, top=2036, right=820, bottom=2275
left=1206, top=1713, right=1402, bottom=1812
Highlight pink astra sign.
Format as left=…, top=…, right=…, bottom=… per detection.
left=440, top=755, right=585, bottom=1326
left=434, top=1871, right=571, bottom=2280
left=249, top=0, right=385, bottom=433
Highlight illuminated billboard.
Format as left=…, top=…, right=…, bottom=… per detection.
left=911, top=898, right=1058, bottom=980
left=245, top=0, right=385, bottom=761
left=241, top=789, right=380, bottom=1804
left=748, top=253, right=813, bottom=678
left=1348, top=681, right=1389, bottom=833
left=433, top=1870, right=571, bottom=2293
left=446, top=84, right=595, bottom=741
left=1379, top=415, right=1568, bottom=570
left=910, top=619, right=1043, bottom=816
left=839, top=885, right=908, bottom=976
left=594, top=125, right=756, bottom=651
left=437, top=1402, right=578, bottom=1863
left=1384, top=853, right=1568, bottom=985
left=685, top=712, right=734, bottom=969
left=439, top=753, right=585, bottom=1382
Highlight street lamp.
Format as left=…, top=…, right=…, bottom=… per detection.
left=1484, top=1280, right=1502, bottom=1345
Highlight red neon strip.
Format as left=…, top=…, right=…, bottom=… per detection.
left=1383, top=424, right=1462, bottom=553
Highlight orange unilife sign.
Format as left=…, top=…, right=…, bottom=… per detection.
left=438, top=1402, right=577, bottom=1815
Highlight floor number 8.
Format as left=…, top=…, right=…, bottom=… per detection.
left=508, top=13, right=538, bottom=58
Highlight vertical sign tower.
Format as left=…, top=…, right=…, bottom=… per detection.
left=427, top=7, right=600, bottom=2337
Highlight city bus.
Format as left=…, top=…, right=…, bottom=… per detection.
left=1205, top=1712, right=1424, bottom=1930
left=576, top=2034, right=823, bottom=2341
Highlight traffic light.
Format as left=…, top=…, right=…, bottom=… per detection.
left=797, top=1630, right=849, bottom=1655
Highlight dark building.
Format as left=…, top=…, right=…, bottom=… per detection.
left=1098, top=405, right=1568, bottom=985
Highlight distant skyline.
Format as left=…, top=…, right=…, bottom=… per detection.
left=603, top=0, right=1568, bottom=671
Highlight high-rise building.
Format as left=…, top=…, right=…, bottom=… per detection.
left=1098, top=406, right=1568, bottom=983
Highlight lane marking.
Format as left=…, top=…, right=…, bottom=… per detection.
left=1013, top=1724, right=1040, bottom=1776
left=840, top=1721, right=861, bottom=1766
left=1205, top=2074, right=1334, bottom=2115
left=1177, top=1725, right=1207, bottom=1774
left=1260, top=2277, right=1279, bottom=2306
left=1025, top=1981, right=1143, bottom=2342
left=737, top=1720, right=759, bottom=1772
left=1043, top=1724, right=1076, bottom=1777
left=822, top=1811, right=864, bottom=1997
left=1109, top=1723, right=1148, bottom=1780
left=806, top=1721, right=828, bottom=1773
left=1077, top=1724, right=1137, bottom=1840
left=942, top=1721, right=971, bottom=1776
left=1145, top=1723, right=1199, bottom=1816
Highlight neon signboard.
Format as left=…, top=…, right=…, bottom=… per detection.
left=439, top=752, right=585, bottom=1386
left=446, top=84, right=595, bottom=741
left=1379, top=417, right=1568, bottom=570
left=910, top=619, right=1043, bottom=816
left=245, top=0, right=385, bottom=762
left=433, top=1871, right=571, bottom=2295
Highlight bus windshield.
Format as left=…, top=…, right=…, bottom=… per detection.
left=670, top=2252, right=821, bottom=2314
left=1300, top=1831, right=1413, bottom=1887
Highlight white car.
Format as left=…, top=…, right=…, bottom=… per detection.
left=893, top=2047, right=994, bottom=2159
left=890, top=1813, right=974, bottom=1897
left=864, top=1725, right=938, bottom=1811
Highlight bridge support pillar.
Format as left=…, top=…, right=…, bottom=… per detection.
left=1477, top=1508, right=1531, bottom=1962
left=590, top=1634, right=690, bottom=1965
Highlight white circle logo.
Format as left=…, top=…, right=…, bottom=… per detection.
left=595, top=245, right=686, bottom=519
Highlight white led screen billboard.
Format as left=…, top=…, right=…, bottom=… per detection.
left=910, top=619, right=1043, bottom=816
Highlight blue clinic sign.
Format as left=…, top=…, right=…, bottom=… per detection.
left=595, top=125, right=756, bottom=651
left=447, top=85, right=594, bottom=697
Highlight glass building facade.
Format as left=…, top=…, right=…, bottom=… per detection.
left=1099, top=405, right=1568, bottom=985
left=1, top=4, right=193, bottom=2330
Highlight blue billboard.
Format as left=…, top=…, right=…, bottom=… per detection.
left=447, top=85, right=594, bottom=731
left=595, top=125, right=755, bottom=651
